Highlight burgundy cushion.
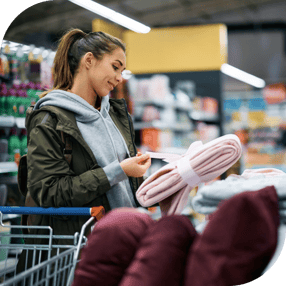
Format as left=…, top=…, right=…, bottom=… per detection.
left=119, top=215, right=198, bottom=286
left=72, top=208, right=155, bottom=286
left=184, top=186, right=280, bottom=286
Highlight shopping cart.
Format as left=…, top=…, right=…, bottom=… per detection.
left=0, top=206, right=105, bottom=286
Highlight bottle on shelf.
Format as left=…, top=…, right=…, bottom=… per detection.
left=6, top=89, right=18, bottom=117
left=19, top=82, right=27, bottom=90
left=0, top=83, right=7, bottom=91
left=0, top=88, right=8, bottom=116
left=8, top=127, right=21, bottom=167
left=26, top=81, right=40, bottom=105
left=12, top=83, right=20, bottom=90
left=16, top=90, right=27, bottom=118
left=11, top=54, right=20, bottom=81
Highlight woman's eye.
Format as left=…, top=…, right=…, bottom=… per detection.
left=113, top=65, right=119, bottom=71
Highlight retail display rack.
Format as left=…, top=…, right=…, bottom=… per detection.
left=0, top=40, right=54, bottom=190
left=133, top=98, right=219, bottom=131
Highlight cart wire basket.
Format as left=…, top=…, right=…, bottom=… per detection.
left=0, top=206, right=105, bottom=286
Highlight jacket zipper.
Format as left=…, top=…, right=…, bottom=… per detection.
left=122, top=99, right=139, bottom=192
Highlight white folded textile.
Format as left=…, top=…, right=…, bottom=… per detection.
left=192, top=173, right=286, bottom=215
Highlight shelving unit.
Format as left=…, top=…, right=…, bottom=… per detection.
left=0, top=161, right=18, bottom=186
left=135, top=99, right=220, bottom=124
left=0, top=162, right=18, bottom=174
left=130, top=92, right=221, bottom=178
left=0, top=116, right=25, bottom=129
left=133, top=121, right=192, bottom=132
left=0, top=116, right=24, bottom=186
left=223, top=90, right=286, bottom=174
left=189, top=110, right=219, bottom=124
left=134, top=99, right=193, bottom=112
left=0, top=116, right=22, bottom=184
left=133, top=99, right=220, bottom=134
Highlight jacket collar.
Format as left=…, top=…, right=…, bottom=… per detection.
left=26, top=98, right=130, bottom=163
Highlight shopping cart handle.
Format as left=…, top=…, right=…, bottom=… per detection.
left=0, top=206, right=105, bottom=220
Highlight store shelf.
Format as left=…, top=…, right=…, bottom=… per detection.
left=15, top=118, right=25, bottom=129
left=133, top=120, right=192, bottom=132
left=0, top=116, right=25, bottom=128
left=0, top=116, right=15, bottom=127
left=189, top=111, right=219, bottom=124
left=135, top=99, right=193, bottom=112
left=0, top=162, right=18, bottom=174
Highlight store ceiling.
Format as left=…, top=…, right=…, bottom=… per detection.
left=3, top=0, right=286, bottom=85
left=4, top=0, right=286, bottom=47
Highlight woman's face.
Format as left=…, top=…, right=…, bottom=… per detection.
left=88, top=47, right=126, bottom=97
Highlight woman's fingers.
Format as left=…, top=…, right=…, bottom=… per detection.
left=120, top=154, right=151, bottom=177
left=136, top=152, right=143, bottom=157
left=137, top=154, right=151, bottom=165
left=138, top=154, right=150, bottom=160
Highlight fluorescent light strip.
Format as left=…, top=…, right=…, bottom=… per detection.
left=221, top=63, right=265, bottom=88
left=68, top=0, right=151, bottom=34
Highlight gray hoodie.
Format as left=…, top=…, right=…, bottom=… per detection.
left=34, top=90, right=137, bottom=209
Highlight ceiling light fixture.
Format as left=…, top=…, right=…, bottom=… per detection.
left=68, top=0, right=151, bottom=34
left=221, top=63, right=265, bottom=88
left=122, top=70, right=133, bottom=80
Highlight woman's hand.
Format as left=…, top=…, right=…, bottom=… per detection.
left=120, top=153, right=151, bottom=177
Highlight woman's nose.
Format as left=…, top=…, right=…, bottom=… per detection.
left=116, top=73, right=123, bottom=83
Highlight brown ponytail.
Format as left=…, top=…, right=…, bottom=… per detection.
left=39, top=28, right=125, bottom=98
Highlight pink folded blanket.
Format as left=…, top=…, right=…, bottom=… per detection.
left=136, top=134, right=242, bottom=216
left=241, top=167, right=285, bottom=178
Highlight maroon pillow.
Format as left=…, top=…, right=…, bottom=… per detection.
left=72, top=208, right=155, bottom=286
left=183, top=186, right=280, bottom=286
left=119, top=215, right=198, bottom=286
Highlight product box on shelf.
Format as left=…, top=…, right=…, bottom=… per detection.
left=245, top=150, right=286, bottom=168
left=141, top=128, right=174, bottom=152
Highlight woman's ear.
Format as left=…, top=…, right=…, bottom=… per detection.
left=83, top=52, right=95, bottom=70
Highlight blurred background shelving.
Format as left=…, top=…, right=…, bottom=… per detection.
left=1, top=0, right=286, bottom=228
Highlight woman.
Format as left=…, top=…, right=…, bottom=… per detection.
left=17, top=28, right=151, bottom=272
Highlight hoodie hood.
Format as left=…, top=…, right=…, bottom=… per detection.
left=34, top=90, right=110, bottom=122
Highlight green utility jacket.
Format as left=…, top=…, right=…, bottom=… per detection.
left=24, top=97, right=142, bottom=242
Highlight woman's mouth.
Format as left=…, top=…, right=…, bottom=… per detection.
left=108, top=82, right=114, bottom=90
